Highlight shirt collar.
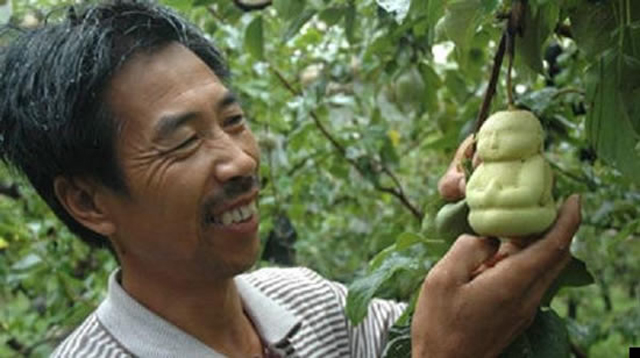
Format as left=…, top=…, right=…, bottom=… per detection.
left=96, top=269, right=300, bottom=357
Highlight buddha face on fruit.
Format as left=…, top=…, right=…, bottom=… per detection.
left=476, top=110, right=543, bottom=161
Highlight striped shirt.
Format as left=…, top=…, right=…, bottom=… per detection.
left=52, top=267, right=407, bottom=357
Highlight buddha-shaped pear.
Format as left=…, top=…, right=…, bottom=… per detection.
left=466, top=110, right=556, bottom=237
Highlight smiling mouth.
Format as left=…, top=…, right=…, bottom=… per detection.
left=208, top=199, right=258, bottom=226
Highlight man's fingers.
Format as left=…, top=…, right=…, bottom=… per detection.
left=527, top=251, right=571, bottom=305
left=438, top=135, right=475, bottom=201
left=438, top=170, right=466, bottom=201
left=502, top=195, right=581, bottom=289
left=437, top=235, right=500, bottom=285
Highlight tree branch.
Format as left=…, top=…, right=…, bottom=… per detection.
left=475, top=32, right=507, bottom=133
left=269, top=66, right=424, bottom=221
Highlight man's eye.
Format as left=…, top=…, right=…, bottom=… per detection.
left=224, top=115, right=245, bottom=128
left=173, top=135, right=198, bottom=151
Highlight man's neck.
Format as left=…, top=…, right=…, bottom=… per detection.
left=119, top=264, right=264, bottom=357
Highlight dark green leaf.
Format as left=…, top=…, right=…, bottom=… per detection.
left=542, top=256, right=595, bottom=306
left=244, top=16, right=264, bottom=60
left=344, top=2, right=357, bottom=44
left=570, top=1, right=617, bottom=59
left=441, top=0, right=482, bottom=64
left=585, top=51, right=640, bottom=184
left=381, top=323, right=412, bottom=357
left=501, top=309, right=570, bottom=358
left=192, top=0, right=216, bottom=7
left=318, top=7, right=344, bottom=27
left=346, top=255, right=414, bottom=324
left=282, top=9, right=317, bottom=42
left=426, top=0, right=446, bottom=34
left=396, top=232, right=423, bottom=250
left=409, top=0, right=427, bottom=16
left=273, top=0, right=304, bottom=21
left=444, top=69, right=469, bottom=103
left=515, top=2, right=560, bottom=74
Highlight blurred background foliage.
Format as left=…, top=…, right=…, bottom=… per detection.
left=0, top=0, right=639, bottom=356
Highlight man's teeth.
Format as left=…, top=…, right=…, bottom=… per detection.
left=216, top=201, right=257, bottom=225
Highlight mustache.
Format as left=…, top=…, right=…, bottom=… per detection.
left=202, top=174, right=260, bottom=215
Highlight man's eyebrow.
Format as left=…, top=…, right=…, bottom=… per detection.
left=217, top=91, right=239, bottom=111
left=153, top=112, right=198, bottom=142
left=152, top=91, right=240, bottom=141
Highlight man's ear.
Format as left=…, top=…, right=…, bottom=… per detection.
left=53, top=177, right=116, bottom=237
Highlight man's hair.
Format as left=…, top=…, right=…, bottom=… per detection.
left=0, top=0, right=229, bottom=249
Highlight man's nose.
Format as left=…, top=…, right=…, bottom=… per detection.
left=213, top=140, right=258, bottom=183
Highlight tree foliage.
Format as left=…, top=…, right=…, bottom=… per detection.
left=1, top=0, right=639, bottom=356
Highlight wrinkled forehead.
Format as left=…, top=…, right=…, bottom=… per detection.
left=104, top=42, right=225, bottom=133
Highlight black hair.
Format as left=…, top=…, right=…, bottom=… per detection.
left=0, top=0, right=229, bottom=250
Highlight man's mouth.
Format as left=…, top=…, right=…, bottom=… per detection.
left=208, top=199, right=258, bottom=226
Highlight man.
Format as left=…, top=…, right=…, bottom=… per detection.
left=0, top=1, right=580, bottom=357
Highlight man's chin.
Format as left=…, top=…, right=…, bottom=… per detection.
left=212, top=240, right=261, bottom=278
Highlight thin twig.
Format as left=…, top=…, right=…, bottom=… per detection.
left=506, top=31, right=515, bottom=107
left=474, top=32, right=507, bottom=133
left=552, top=87, right=586, bottom=99
left=269, top=66, right=424, bottom=220
left=547, top=160, right=598, bottom=191
left=205, top=5, right=225, bottom=23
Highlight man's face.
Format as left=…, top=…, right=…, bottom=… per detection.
left=103, top=42, right=261, bottom=279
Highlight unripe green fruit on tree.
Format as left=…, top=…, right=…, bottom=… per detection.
left=394, top=67, right=426, bottom=111
left=435, top=199, right=475, bottom=242
left=466, top=110, right=557, bottom=237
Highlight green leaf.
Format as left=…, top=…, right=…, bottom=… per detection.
left=244, top=16, right=264, bottom=60
left=501, top=308, right=570, bottom=358
left=481, top=0, right=499, bottom=12
left=344, top=2, right=357, bottom=44
left=585, top=51, right=640, bottom=184
left=441, top=0, right=483, bottom=64
left=273, top=0, right=305, bottom=21
left=409, top=0, right=427, bottom=15
left=542, top=256, right=595, bottom=306
left=192, top=0, right=216, bottom=7
left=607, top=219, right=640, bottom=255
left=346, top=255, right=414, bottom=324
left=381, top=323, right=412, bottom=357
left=515, top=2, right=560, bottom=74
left=426, top=0, right=446, bottom=33
left=318, top=7, right=345, bottom=27
left=163, top=0, right=192, bottom=12
left=396, top=232, right=423, bottom=250
left=569, top=1, right=617, bottom=59
left=282, top=8, right=317, bottom=42
left=444, top=69, right=469, bottom=103
left=418, top=61, right=442, bottom=111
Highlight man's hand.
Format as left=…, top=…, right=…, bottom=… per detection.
left=412, top=196, right=580, bottom=358
left=413, top=137, right=582, bottom=358
left=437, top=135, right=475, bottom=201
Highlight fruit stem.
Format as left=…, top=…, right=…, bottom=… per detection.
left=506, top=0, right=525, bottom=108
left=506, top=32, right=515, bottom=107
